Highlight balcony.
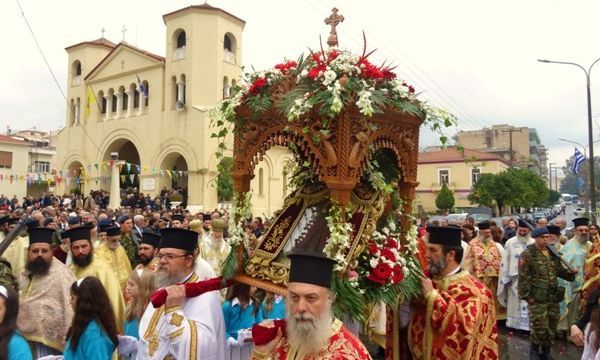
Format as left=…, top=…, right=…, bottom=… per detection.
left=173, top=47, right=186, bottom=61
left=224, top=50, right=236, bottom=64
left=72, top=76, right=82, bottom=86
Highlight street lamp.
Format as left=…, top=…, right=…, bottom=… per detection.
left=540, top=57, right=600, bottom=224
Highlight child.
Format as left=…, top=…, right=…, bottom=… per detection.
left=261, top=291, right=286, bottom=320
left=223, top=284, right=263, bottom=360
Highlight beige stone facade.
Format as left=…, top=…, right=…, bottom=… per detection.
left=455, top=124, right=547, bottom=180
left=414, top=147, right=510, bottom=213
left=55, top=4, right=291, bottom=213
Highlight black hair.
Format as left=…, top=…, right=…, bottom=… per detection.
left=441, top=245, right=463, bottom=264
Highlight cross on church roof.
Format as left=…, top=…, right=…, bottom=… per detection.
left=121, top=25, right=127, bottom=43
left=101, top=27, right=106, bottom=38
left=324, top=8, right=344, bottom=47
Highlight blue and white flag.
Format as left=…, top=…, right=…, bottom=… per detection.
left=136, top=75, right=148, bottom=98
left=572, top=148, right=586, bottom=174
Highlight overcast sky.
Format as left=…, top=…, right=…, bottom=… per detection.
left=3, top=0, right=600, bottom=174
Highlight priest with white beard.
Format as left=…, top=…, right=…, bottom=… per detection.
left=138, top=228, right=225, bottom=360
left=498, top=219, right=534, bottom=331
left=251, top=250, right=371, bottom=359
left=199, top=218, right=230, bottom=275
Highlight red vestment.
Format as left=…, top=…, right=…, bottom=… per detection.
left=252, top=318, right=372, bottom=360
left=408, top=270, right=498, bottom=360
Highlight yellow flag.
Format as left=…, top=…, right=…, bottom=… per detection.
left=85, top=86, right=95, bottom=118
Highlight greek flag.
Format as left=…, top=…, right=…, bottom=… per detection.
left=136, top=75, right=148, bottom=98
left=572, top=148, right=586, bottom=174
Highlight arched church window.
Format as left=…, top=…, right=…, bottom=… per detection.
left=176, top=31, right=186, bottom=48
left=72, top=60, right=82, bottom=76
left=223, top=76, right=230, bottom=99
left=98, top=90, right=106, bottom=114
left=224, top=34, right=233, bottom=52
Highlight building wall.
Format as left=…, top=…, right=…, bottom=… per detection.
left=415, top=160, right=509, bottom=213
left=456, top=125, right=531, bottom=165
left=0, top=142, right=30, bottom=199
left=56, top=6, right=287, bottom=214
left=250, top=146, right=293, bottom=218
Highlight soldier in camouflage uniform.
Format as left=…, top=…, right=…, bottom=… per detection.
left=519, top=227, right=576, bottom=359
left=0, top=256, right=17, bottom=290
left=118, top=215, right=140, bottom=267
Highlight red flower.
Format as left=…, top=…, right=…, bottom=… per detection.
left=368, top=262, right=393, bottom=284
left=274, top=61, right=297, bottom=74
left=367, top=240, right=379, bottom=255
left=386, top=238, right=398, bottom=249
left=392, top=265, right=404, bottom=284
left=379, top=248, right=396, bottom=262
left=248, top=77, right=268, bottom=95
left=382, top=68, right=396, bottom=80
left=328, top=50, right=339, bottom=62
left=402, top=81, right=415, bottom=93
left=308, top=65, right=326, bottom=79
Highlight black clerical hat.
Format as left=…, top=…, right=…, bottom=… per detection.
left=547, top=224, right=561, bottom=236
left=64, top=226, right=92, bottom=242
left=518, top=219, right=529, bottom=228
left=105, top=226, right=121, bottom=237
left=159, top=228, right=197, bottom=252
left=25, top=218, right=39, bottom=230
left=478, top=221, right=491, bottom=230
left=0, top=216, right=9, bottom=226
left=573, top=217, right=590, bottom=228
left=141, top=231, right=160, bottom=248
left=287, top=250, right=336, bottom=289
left=202, top=213, right=211, bottom=221
left=427, top=226, right=462, bottom=247
left=28, top=227, right=55, bottom=245
left=97, top=219, right=114, bottom=233
left=5, top=218, right=18, bottom=226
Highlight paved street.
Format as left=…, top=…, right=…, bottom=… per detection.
left=498, top=326, right=582, bottom=359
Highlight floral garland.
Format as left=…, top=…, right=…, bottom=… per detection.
left=220, top=192, right=253, bottom=280
left=323, top=203, right=354, bottom=272
left=209, top=46, right=457, bottom=161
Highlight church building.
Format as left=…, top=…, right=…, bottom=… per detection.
left=56, top=4, right=291, bottom=214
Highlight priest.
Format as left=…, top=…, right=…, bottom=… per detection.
left=199, top=218, right=230, bottom=275
left=251, top=250, right=372, bottom=359
left=138, top=228, right=225, bottom=360
left=558, top=217, right=591, bottom=333
left=408, top=225, right=498, bottom=359
left=94, top=225, right=132, bottom=291
left=463, top=220, right=506, bottom=321
left=498, top=219, right=534, bottom=331
left=136, top=231, right=160, bottom=272
left=17, top=227, right=76, bottom=357
left=67, top=225, right=126, bottom=331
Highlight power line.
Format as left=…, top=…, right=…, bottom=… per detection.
left=15, top=0, right=100, bottom=152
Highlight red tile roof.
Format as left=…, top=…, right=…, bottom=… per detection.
left=418, top=147, right=509, bottom=165
left=65, top=37, right=117, bottom=51
left=162, top=4, right=245, bottom=24
left=0, top=135, right=28, bottom=145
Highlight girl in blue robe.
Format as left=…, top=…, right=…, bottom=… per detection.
left=0, top=285, right=33, bottom=360
left=223, top=284, right=263, bottom=360
left=64, top=277, right=118, bottom=360
left=261, top=292, right=286, bottom=320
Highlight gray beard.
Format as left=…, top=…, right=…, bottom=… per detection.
left=517, top=234, right=530, bottom=243
left=428, top=257, right=446, bottom=277
left=480, top=235, right=491, bottom=244
left=286, top=305, right=332, bottom=355
left=575, top=234, right=589, bottom=244
left=155, top=269, right=186, bottom=288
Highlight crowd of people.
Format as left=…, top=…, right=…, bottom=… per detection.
left=416, top=213, right=600, bottom=359
left=2, top=189, right=600, bottom=359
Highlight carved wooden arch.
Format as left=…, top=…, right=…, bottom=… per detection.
left=231, top=122, right=327, bottom=194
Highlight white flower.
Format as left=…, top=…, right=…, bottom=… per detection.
left=356, top=89, right=374, bottom=117
left=323, top=70, right=337, bottom=86
left=389, top=222, right=396, bottom=231
left=369, top=257, right=379, bottom=268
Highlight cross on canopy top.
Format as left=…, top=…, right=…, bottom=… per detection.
left=324, top=8, right=344, bottom=47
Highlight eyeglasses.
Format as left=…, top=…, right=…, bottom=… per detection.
left=155, top=253, right=188, bottom=261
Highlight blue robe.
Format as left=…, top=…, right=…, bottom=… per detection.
left=9, top=331, right=32, bottom=360
left=222, top=298, right=263, bottom=339
left=261, top=296, right=286, bottom=320
left=64, top=319, right=115, bottom=360
left=124, top=318, right=139, bottom=339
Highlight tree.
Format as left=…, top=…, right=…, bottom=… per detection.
left=435, top=182, right=455, bottom=214
left=546, top=190, right=561, bottom=206
left=468, top=173, right=511, bottom=214
left=560, top=173, right=581, bottom=196
left=217, top=157, right=234, bottom=202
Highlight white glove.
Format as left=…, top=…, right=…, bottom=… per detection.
left=37, top=356, right=64, bottom=360
left=118, top=335, right=139, bottom=356
left=227, top=336, right=242, bottom=347
left=237, top=328, right=253, bottom=343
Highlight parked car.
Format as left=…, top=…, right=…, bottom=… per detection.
left=446, top=213, right=468, bottom=225
left=573, top=207, right=586, bottom=217
left=467, top=207, right=492, bottom=223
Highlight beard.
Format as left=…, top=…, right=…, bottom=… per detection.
left=480, top=234, right=491, bottom=243
left=155, top=266, right=186, bottom=288
left=26, top=257, right=50, bottom=275
left=517, top=233, right=530, bottom=243
left=427, top=256, right=446, bottom=277
left=107, top=240, right=120, bottom=250
left=286, top=304, right=332, bottom=355
left=575, top=233, right=589, bottom=243
left=138, top=254, right=153, bottom=266
left=72, top=252, right=93, bottom=268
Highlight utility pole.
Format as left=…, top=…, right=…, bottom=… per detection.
left=502, top=127, right=522, bottom=168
